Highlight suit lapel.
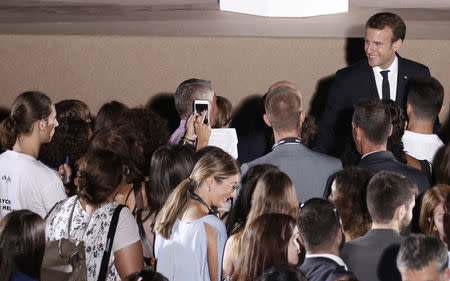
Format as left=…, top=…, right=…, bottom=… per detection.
left=396, top=55, right=408, bottom=106
left=364, top=62, right=378, bottom=99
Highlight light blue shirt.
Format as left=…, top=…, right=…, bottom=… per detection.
left=155, top=215, right=227, bottom=281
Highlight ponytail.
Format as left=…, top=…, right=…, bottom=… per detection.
left=154, top=178, right=194, bottom=239
left=0, top=116, right=18, bottom=150
left=0, top=91, right=52, bottom=150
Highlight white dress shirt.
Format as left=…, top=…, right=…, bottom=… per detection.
left=372, top=55, right=398, bottom=101
left=305, top=253, right=349, bottom=270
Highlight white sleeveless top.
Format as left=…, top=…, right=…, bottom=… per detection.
left=155, top=215, right=228, bottom=281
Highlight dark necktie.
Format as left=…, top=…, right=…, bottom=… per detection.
left=380, top=70, right=390, bottom=100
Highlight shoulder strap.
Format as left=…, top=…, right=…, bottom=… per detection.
left=136, top=208, right=154, bottom=259
left=97, top=204, right=125, bottom=281
left=44, top=199, right=62, bottom=221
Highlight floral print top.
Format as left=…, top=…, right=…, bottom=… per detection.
left=46, top=196, right=120, bottom=280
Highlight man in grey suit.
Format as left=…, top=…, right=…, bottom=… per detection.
left=240, top=82, right=342, bottom=203
left=340, top=171, right=419, bottom=281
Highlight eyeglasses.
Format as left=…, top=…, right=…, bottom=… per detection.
left=221, top=180, right=240, bottom=193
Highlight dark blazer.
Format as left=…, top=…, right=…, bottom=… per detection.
left=241, top=141, right=342, bottom=203
left=299, top=256, right=352, bottom=281
left=316, top=55, right=430, bottom=155
left=358, top=150, right=430, bottom=233
left=358, top=150, right=430, bottom=194
left=341, top=229, right=403, bottom=281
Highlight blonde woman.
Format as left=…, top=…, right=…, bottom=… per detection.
left=154, top=148, right=240, bottom=281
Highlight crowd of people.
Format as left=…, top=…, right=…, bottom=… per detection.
left=0, top=11, right=449, bottom=281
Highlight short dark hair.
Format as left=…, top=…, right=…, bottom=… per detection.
left=298, top=198, right=340, bottom=252
left=366, top=12, right=406, bottom=42
left=407, top=76, right=444, bottom=121
left=76, top=149, right=125, bottom=205
left=265, top=86, right=302, bottom=132
left=174, top=78, right=213, bottom=119
left=257, top=264, right=307, bottom=281
left=397, top=234, right=448, bottom=273
left=353, top=99, right=392, bottom=145
left=366, top=171, right=419, bottom=224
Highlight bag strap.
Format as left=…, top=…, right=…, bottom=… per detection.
left=136, top=208, right=154, bottom=258
left=97, top=204, right=125, bottom=281
left=67, top=196, right=79, bottom=238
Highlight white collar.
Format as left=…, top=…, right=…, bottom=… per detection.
left=305, top=253, right=348, bottom=270
left=373, top=55, right=398, bottom=73
left=361, top=150, right=385, bottom=159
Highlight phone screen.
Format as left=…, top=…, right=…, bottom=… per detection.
left=195, top=103, right=209, bottom=124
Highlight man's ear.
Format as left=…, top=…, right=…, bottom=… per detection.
left=299, top=110, right=305, bottom=125
left=388, top=124, right=393, bottom=137
left=406, top=103, right=412, bottom=118
left=335, top=226, right=343, bottom=246
left=298, top=233, right=305, bottom=246
left=395, top=204, right=406, bottom=221
left=392, top=38, right=402, bottom=52
left=352, top=124, right=362, bottom=140
left=263, top=114, right=272, bottom=127
left=444, top=268, right=450, bottom=280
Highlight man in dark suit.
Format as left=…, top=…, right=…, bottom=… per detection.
left=352, top=99, right=430, bottom=194
left=340, top=171, right=419, bottom=281
left=298, top=198, right=354, bottom=281
left=240, top=83, right=342, bottom=203
left=316, top=12, right=430, bottom=156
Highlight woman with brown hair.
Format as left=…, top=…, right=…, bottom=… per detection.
left=0, top=210, right=46, bottom=281
left=46, top=149, right=144, bottom=280
left=419, top=184, right=450, bottom=249
left=154, top=148, right=240, bottom=281
left=231, top=213, right=301, bottom=281
left=222, top=169, right=299, bottom=280
left=328, top=167, right=373, bottom=241
left=0, top=91, right=66, bottom=218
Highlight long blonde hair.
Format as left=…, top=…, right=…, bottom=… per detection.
left=154, top=148, right=240, bottom=239
left=233, top=170, right=299, bottom=252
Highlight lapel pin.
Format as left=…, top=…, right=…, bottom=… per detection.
left=404, top=76, right=408, bottom=79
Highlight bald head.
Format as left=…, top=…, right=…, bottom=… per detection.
left=265, top=85, right=303, bottom=132
left=268, top=80, right=300, bottom=92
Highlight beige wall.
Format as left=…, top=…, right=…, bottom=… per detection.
left=0, top=35, right=449, bottom=123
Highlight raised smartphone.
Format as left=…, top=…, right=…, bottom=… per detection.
left=194, top=99, right=210, bottom=124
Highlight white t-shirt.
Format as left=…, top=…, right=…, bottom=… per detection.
left=0, top=150, right=67, bottom=218
left=402, top=130, right=444, bottom=163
